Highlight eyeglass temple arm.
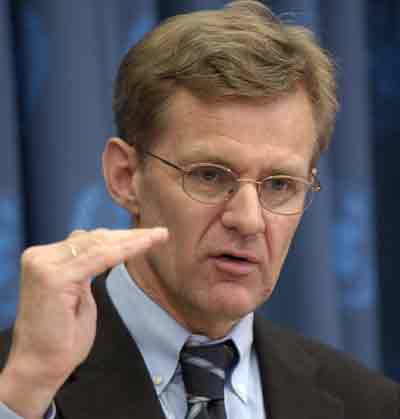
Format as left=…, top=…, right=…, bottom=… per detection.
left=311, top=168, right=321, bottom=191
left=144, top=151, right=184, bottom=172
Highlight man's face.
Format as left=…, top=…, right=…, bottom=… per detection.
left=127, top=88, right=317, bottom=338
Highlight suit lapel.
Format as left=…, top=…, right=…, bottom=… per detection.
left=254, top=315, right=344, bottom=419
left=56, top=276, right=166, bottom=419
left=54, top=274, right=344, bottom=419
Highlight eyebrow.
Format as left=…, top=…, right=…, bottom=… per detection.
left=177, top=149, right=309, bottom=178
left=176, top=148, right=230, bottom=167
left=268, top=163, right=310, bottom=178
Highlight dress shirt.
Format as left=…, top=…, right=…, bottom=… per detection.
left=106, top=263, right=266, bottom=419
left=0, top=263, right=266, bottom=419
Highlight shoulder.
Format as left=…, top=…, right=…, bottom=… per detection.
left=254, top=314, right=399, bottom=416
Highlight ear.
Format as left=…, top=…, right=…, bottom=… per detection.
left=102, top=137, right=142, bottom=216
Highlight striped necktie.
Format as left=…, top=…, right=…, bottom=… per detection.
left=180, top=340, right=238, bottom=419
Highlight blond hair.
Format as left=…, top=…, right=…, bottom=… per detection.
left=113, top=0, right=337, bottom=159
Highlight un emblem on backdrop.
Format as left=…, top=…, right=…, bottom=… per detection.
left=335, top=188, right=377, bottom=311
left=70, top=183, right=130, bottom=232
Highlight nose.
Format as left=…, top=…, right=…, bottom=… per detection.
left=220, top=182, right=266, bottom=237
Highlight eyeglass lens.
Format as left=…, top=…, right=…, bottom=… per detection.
left=183, top=165, right=312, bottom=214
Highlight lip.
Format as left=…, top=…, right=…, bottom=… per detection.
left=210, top=249, right=260, bottom=264
left=209, top=252, right=260, bottom=276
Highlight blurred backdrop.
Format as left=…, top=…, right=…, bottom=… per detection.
left=0, top=0, right=399, bottom=380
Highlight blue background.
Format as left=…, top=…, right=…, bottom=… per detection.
left=1, top=0, right=399, bottom=380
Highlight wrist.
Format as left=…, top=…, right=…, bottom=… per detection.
left=0, top=362, right=60, bottom=419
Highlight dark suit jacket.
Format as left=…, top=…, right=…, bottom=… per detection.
left=0, top=277, right=399, bottom=419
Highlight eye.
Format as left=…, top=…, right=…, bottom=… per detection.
left=189, top=165, right=232, bottom=185
left=270, top=177, right=292, bottom=191
left=262, top=177, right=299, bottom=198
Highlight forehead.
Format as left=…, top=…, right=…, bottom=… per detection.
left=154, top=88, right=317, bottom=174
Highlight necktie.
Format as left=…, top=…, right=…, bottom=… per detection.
left=180, top=340, right=238, bottom=419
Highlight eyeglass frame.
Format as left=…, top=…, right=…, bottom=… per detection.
left=142, top=150, right=321, bottom=215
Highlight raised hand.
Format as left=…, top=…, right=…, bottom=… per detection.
left=0, top=227, right=168, bottom=419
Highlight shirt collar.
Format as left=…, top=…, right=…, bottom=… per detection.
left=106, top=263, right=189, bottom=394
left=106, top=263, right=254, bottom=402
left=227, top=313, right=253, bottom=403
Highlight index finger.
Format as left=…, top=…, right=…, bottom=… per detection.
left=37, top=226, right=167, bottom=267
left=60, top=226, right=169, bottom=281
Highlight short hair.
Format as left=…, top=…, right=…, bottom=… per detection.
left=113, top=0, right=337, bottom=161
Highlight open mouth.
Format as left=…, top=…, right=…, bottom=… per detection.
left=218, top=254, right=249, bottom=263
left=211, top=253, right=258, bottom=276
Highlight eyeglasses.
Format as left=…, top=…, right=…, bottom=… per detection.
left=144, top=151, right=321, bottom=215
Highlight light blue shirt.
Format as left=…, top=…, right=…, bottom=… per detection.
left=0, top=263, right=266, bottom=419
left=106, top=263, right=266, bottom=419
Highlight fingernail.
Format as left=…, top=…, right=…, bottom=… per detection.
left=151, top=227, right=169, bottom=239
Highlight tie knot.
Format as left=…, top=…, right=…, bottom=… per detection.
left=180, top=340, right=238, bottom=402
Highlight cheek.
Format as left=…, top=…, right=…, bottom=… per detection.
left=172, top=208, right=214, bottom=262
left=266, top=214, right=301, bottom=266
left=151, top=194, right=213, bottom=264
left=137, top=184, right=165, bottom=227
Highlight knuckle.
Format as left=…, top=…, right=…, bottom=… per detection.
left=20, top=246, right=41, bottom=268
left=90, top=229, right=110, bottom=246
left=92, top=228, right=110, bottom=243
left=93, top=228, right=108, bottom=235
left=68, top=229, right=87, bottom=238
left=92, top=228, right=109, bottom=237
left=21, top=252, right=57, bottom=284
left=90, top=236, right=106, bottom=250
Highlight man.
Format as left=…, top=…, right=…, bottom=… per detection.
left=0, top=1, right=398, bottom=418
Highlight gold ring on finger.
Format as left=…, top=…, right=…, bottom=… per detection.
left=66, top=242, right=78, bottom=257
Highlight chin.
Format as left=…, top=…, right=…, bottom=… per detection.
left=207, top=287, right=267, bottom=321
